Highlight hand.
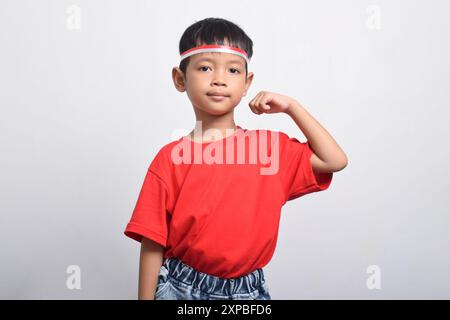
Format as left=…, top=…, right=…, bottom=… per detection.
left=248, top=91, right=296, bottom=115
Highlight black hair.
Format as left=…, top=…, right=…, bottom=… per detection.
left=178, top=17, right=253, bottom=77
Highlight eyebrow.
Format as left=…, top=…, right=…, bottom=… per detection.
left=195, top=57, right=245, bottom=66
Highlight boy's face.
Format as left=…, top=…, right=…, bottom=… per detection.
left=172, top=44, right=254, bottom=116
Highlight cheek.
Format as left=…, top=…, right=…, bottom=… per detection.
left=231, top=81, right=246, bottom=96
left=185, top=78, right=205, bottom=95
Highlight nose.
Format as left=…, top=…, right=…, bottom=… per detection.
left=213, top=80, right=226, bottom=86
left=212, top=70, right=226, bottom=86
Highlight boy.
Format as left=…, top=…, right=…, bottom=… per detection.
left=124, top=17, right=348, bottom=300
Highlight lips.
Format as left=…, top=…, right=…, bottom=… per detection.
left=207, top=92, right=230, bottom=97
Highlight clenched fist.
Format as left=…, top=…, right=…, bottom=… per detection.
left=248, top=91, right=296, bottom=115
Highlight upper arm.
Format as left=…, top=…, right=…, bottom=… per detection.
left=310, top=152, right=347, bottom=173
left=141, top=236, right=165, bottom=255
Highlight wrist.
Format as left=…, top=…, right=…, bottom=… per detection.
left=285, top=99, right=302, bottom=116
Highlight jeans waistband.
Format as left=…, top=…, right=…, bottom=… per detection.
left=163, top=257, right=266, bottom=296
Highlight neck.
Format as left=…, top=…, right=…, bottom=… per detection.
left=189, top=107, right=237, bottom=140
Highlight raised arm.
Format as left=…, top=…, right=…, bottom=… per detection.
left=285, top=100, right=348, bottom=173
left=248, top=91, right=348, bottom=173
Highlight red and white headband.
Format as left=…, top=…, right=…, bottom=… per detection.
left=180, top=44, right=250, bottom=65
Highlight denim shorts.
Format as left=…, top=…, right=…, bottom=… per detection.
left=154, top=257, right=271, bottom=300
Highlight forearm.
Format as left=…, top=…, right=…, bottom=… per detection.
left=138, top=237, right=165, bottom=300
left=285, top=100, right=348, bottom=169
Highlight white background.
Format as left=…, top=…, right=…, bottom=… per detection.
left=1, top=0, right=449, bottom=299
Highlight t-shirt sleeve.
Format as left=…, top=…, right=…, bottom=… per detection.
left=124, top=168, right=171, bottom=247
left=278, top=132, right=333, bottom=202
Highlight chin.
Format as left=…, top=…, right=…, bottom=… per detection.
left=198, top=104, right=236, bottom=115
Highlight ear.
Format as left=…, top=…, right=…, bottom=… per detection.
left=242, top=72, right=254, bottom=97
left=172, top=67, right=186, bottom=92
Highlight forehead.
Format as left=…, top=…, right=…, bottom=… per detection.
left=190, top=52, right=245, bottom=66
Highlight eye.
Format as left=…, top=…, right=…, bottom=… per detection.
left=230, top=68, right=240, bottom=74
left=199, top=66, right=210, bottom=72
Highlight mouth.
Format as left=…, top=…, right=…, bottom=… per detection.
left=207, top=93, right=230, bottom=101
left=207, top=91, right=230, bottom=97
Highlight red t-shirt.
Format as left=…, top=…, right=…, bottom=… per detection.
left=124, top=125, right=333, bottom=278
